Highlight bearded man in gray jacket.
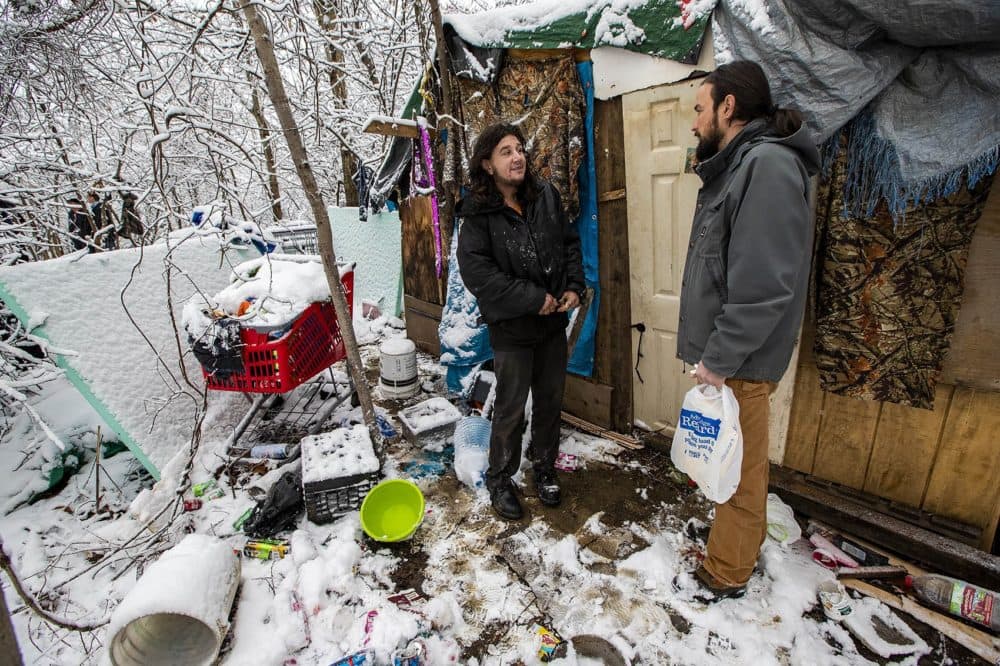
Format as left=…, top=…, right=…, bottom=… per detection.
left=676, top=61, right=819, bottom=601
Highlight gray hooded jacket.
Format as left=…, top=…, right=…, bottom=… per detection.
left=676, top=118, right=820, bottom=381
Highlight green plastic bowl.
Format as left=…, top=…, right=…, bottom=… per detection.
left=360, top=479, right=425, bottom=542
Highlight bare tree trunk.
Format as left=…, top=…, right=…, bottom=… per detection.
left=0, top=583, right=23, bottom=666
left=248, top=78, right=284, bottom=223
left=240, top=0, right=378, bottom=443
left=313, top=0, right=359, bottom=207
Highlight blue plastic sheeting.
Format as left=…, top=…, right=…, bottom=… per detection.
left=438, top=220, right=493, bottom=396
left=567, top=60, right=600, bottom=377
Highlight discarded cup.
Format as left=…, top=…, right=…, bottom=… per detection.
left=817, top=580, right=854, bottom=621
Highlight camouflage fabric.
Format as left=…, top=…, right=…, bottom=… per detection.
left=452, top=55, right=585, bottom=219
left=813, top=144, right=995, bottom=409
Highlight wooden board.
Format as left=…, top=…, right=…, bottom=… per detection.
left=810, top=392, right=881, bottom=489
left=403, top=295, right=442, bottom=356
left=593, top=97, right=633, bottom=433
left=940, top=182, right=1000, bottom=390
left=863, top=385, right=954, bottom=507
left=563, top=375, right=613, bottom=429
left=399, top=195, right=446, bottom=306
left=922, top=388, right=1000, bottom=541
left=782, top=321, right=824, bottom=473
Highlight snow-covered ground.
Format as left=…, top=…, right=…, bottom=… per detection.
left=0, top=308, right=973, bottom=665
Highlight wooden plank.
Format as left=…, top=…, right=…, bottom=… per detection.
left=842, top=579, right=1000, bottom=664
left=362, top=117, right=428, bottom=139
left=507, top=48, right=590, bottom=62
left=399, top=195, right=445, bottom=306
left=561, top=411, right=642, bottom=449
left=593, top=97, right=632, bottom=434
left=922, top=387, right=1000, bottom=546
left=597, top=188, right=626, bottom=203
left=403, top=295, right=442, bottom=356
left=770, top=465, right=1000, bottom=589
left=810, top=392, right=881, bottom=490
left=862, top=384, right=954, bottom=507
left=563, top=375, right=613, bottom=429
left=940, top=182, right=1000, bottom=390
left=782, top=322, right=825, bottom=473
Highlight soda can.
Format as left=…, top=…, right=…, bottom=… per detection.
left=250, top=443, right=295, bottom=460
left=192, top=480, right=217, bottom=497
left=242, top=538, right=290, bottom=560
left=329, top=652, right=370, bottom=666
left=183, top=498, right=203, bottom=512
left=232, top=507, right=253, bottom=531
left=205, top=486, right=226, bottom=501
left=392, top=639, right=426, bottom=665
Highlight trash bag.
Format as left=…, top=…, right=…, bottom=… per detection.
left=671, top=383, right=743, bottom=503
left=190, top=318, right=244, bottom=381
left=243, top=467, right=304, bottom=538
left=766, top=493, right=802, bottom=545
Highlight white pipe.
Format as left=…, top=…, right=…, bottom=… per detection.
left=106, top=534, right=240, bottom=666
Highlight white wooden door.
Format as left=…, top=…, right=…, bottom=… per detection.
left=623, top=78, right=703, bottom=434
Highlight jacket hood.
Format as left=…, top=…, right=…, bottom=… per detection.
left=696, top=118, right=821, bottom=182
left=768, top=124, right=821, bottom=177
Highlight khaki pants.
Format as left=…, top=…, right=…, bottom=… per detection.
left=702, top=378, right=775, bottom=587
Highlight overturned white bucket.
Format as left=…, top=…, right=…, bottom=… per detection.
left=107, top=534, right=240, bottom=666
left=379, top=338, right=419, bottom=399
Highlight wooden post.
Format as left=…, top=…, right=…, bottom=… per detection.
left=0, top=584, right=22, bottom=666
left=240, top=0, right=379, bottom=444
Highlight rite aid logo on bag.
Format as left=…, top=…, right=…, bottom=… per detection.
left=679, top=409, right=721, bottom=440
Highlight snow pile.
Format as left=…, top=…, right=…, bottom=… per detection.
left=300, top=425, right=379, bottom=485
left=182, top=256, right=344, bottom=342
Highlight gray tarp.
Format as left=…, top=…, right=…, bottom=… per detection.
left=713, top=0, right=1000, bottom=216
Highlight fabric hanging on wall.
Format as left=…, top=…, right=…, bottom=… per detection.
left=813, top=138, right=996, bottom=409
left=455, top=55, right=586, bottom=220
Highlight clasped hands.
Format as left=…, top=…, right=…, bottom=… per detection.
left=538, top=290, right=580, bottom=315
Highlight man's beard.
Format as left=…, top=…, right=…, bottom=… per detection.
left=695, top=117, right=723, bottom=162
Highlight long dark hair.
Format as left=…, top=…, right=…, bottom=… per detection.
left=467, top=122, right=540, bottom=205
left=704, top=61, right=802, bottom=138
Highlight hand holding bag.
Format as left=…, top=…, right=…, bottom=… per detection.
left=670, top=383, right=743, bottom=503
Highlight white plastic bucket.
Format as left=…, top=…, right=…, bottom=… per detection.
left=379, top=338, right=418, bottom=399
left=107, top=534, right=241, bottom=666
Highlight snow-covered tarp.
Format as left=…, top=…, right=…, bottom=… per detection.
left=445, top=0, right=714, bottom=63
left=0, top=236, right=254, bottom=479
left=714, top=0, right=1000, bottom=216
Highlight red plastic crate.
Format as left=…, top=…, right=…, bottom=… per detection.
left=202, top=269, right=354, bottom=393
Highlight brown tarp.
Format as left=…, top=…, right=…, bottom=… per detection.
left=449, top=55, right=585, bottom=220
left=813, top=144, right=996, bottom=409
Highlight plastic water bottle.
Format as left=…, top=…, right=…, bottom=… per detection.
left=907, top=574, right=1000, bottom=631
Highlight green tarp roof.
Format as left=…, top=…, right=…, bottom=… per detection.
left=444, top=0, right=712, bottom=64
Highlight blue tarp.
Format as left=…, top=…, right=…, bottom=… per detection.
left=567, top=60, right=599, bottom=377
left=439, top=219, right=492, bottom=396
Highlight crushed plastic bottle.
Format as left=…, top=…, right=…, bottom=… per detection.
left=907, top=574, right=999, bottom=631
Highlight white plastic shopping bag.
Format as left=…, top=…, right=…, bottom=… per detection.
left=671, top=383, right=743, bottom=503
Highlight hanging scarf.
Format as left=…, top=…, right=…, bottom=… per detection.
left=411, top=117, right=443, bottom=278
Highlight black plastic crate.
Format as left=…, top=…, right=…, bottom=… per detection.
left=303, top=471, right=379, bottom=524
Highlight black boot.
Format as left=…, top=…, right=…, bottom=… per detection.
left=490, top=482, right=523, bottom=520
left=535, top=470, right=561, bottom=507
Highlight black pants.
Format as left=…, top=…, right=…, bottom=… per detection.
left=486, top=328, right=567, bottom=492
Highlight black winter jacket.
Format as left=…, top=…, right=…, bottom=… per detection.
left=456, top=182, right=585, bottom=350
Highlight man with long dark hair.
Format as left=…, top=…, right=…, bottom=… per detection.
left=456, top=123, right=585, bottom=521
left=676, top=61, right=820, bottom=600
